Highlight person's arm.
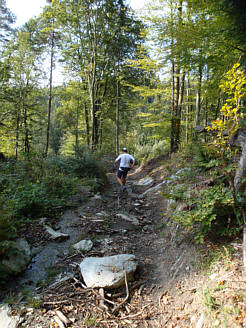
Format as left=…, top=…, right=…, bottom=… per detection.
left=115, top=155, right=121, bottom=165
left=130, top=156, right=135, bottom=168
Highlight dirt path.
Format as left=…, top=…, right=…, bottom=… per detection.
left=4, top=159, right=243, bottom=327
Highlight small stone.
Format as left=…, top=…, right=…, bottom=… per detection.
left=116, top=213, right=139, bottom=226
left=73, top=239, right=93, bottom=252
left=44, top=225, right=69, bottom=241
left=93, top=194, right=102, bottom=200
left=136, top=177, right=154, bottom=186
left=96, top=211, right=107, bottom=217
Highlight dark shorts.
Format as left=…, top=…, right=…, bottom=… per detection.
left=117, top=167, right=130, bottom=179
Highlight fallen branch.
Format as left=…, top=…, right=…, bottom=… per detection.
left=42, top=298, right=86, bottom=305
left=54, top=315, right=65, bottom=328
left=100, top=304, right=151, bottom=322
left=120, top=304, right=150, bottom=319
left=112, top=272, right=129, bottom=314
left=55, top=310, right=70, bottom=326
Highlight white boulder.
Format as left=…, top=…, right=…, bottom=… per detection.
left=0, top=305, right=19, bottom=328
left=80, top=254, right=138, bottom=289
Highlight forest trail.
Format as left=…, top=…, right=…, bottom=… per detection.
left=2, top=157, right=244, bottom=327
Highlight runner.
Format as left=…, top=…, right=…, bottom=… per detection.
left=115, top=147, right=135, bottom=190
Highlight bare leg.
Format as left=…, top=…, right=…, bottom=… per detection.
left=117, top=176, right=124, bottom=186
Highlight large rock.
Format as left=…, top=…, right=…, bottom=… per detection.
left=1, top=239, right=31, bottom=278
left=0, top=304, right=19, bottom=328
left=80, top=254, right=138, bottom=289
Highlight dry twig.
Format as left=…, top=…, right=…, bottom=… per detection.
left=112, top=272, right=129, bottom=314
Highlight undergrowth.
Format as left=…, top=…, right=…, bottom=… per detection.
left=162, top=142, right=243, bottom=243
left=198, top=245, right=245, bottom=327
left=133, top=139, right=169, bottom=164
left=0, top=151, right=106, bottom=282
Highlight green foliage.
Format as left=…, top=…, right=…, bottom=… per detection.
left=133, top=140, right=169, bottom=164
left=168, top=183, right=238, bottom=243
left=0, top=151, right=106, bottom=282
left=164, top=64, right=246, bottom=243
left=180, top=142, right=220, bottom=171
left=0, top=152, right=106, bottom=223
left=0, top=209, right=18, bottom=282
left=27, top=295, right=41, bottom=309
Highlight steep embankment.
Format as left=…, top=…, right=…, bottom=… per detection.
left=1, top=156, right=245, bottom=327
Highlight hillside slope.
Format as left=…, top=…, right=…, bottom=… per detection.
left=1, top=155, right=245, bottom=327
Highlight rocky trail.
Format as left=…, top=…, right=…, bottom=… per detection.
left=1, top=157, right=245, bottom=327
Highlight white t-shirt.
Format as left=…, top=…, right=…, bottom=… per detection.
left=116, top=153, right=134, bottom=168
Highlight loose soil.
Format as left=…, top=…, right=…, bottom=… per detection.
left=3, top=156, right=246, bottom=327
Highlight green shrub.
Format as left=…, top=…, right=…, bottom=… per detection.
left=164, top=182, right=239, bottom=243
left=46, top=152, right=106, bottom=182
left=0, top=151, right=106, bottom=223
left=180, top=142, right=220, bottom=171
left=3, top=174, right=80, bottom=220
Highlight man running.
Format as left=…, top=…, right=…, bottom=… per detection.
left=115, top=147, right=135, bottom=190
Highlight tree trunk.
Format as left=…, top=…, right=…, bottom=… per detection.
left=186, top=78, right=191, bottom=143
left=15, top=108, right=20, bottom=159
left=170, top=65, right=180, bottom=153
left=23, top=107, right=29, bottom=153
left=45, top=28, right=55, bottom=158
left=170, top=0, right=182, bottom=153
left=194, top=62, right=202, bottom=127
left=88, top=46, right=97, bottom=150
left=214, top=97, right=221, bottom=119
left=75, top=103, right=79, bottom=152
left=84, top=101, right=90, bottom=148
left=116, top=77, right=120, bottom=155
left=178, top=71, right=185, bottom=141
